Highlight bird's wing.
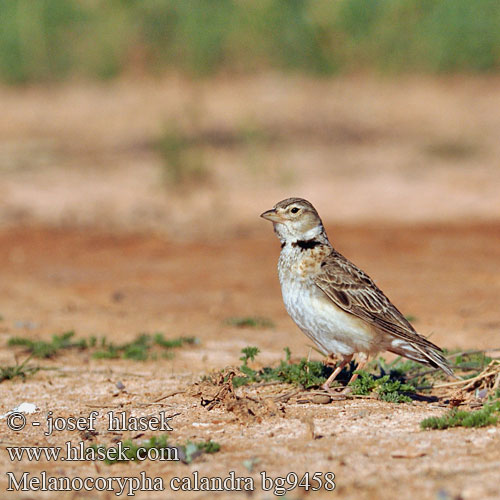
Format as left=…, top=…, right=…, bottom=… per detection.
left=313, top=250, right=439, bottom=351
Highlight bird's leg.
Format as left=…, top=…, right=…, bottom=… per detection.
left=322, top=354, right=353, bottom=392
left=342, top=352, right=369, bottom=393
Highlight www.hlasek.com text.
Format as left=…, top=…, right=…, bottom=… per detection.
left=7, top=440, right=178, bottom=462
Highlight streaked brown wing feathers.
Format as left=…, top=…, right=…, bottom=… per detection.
left=314, top=250, right=438, bottom=349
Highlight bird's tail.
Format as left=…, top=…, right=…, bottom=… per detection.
left=388, top=339, right=454, bottom=377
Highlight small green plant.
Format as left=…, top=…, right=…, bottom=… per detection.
left=183, top=439, right=221, bottom=464
left=232, top=346, right=332, bottom=389
left=284, top=347, right=291, bottom=361
left=265, top=358, right=329, bottom=388
left=8, top=331, right=92, bottom=358
left=377, top=378, right=416, bottom=403
left=194, top=439, right=220, bottom=454
left=240, top=346, right=260, bottom=365
left=350, top=370, right=377, bottom=394
left=93, top=334, right=197, bottom=361
left=92, top=344, right=120, bottom=359
left=154, top=333, right=197, bottom=349
left=8, top=332, right=198, bottom=361
left=123, top=336, right=150, bottom=361
left=351, top=371, right=415, bottom=403
left=0, top=356, right=39, bottom=382
left=226, top=347, right=500, bottom=405
left=421, top=399, right=500, bottom=430
left=225, top=317, right=275, bottom=329
left=237, top=346, right=261, bottom=381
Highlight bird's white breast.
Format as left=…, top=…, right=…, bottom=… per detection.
left=278, top=245, right=378, bottom=356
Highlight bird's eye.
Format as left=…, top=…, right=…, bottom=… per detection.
left=290, top=207, right=300, bottom=214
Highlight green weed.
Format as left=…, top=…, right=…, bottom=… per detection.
left=8, top=332, right=198, bottom=361
left=193, top=439, right=221, bottom=454
left=92, top=334, right=197, bottom=361
left=233, top=346, right=477, bottom=397
left=351, top=370, right=415, bottom=403
left=421, top=399, right=500, bottom=430
left=0, top=356, right=39, bottom=382
left=8, top=331, right=91, bottom=358
left=92, top=345, right=120, bottom=360
left=179, top=439, right=221, bottom=464
left=154, top=333, right=197, bottom=349
left=225, top=317, right=275, bottom=329
left=240, top=346, right=260, bottom=365
left=232, top=346, right=334, bottom=389
left=232, top=347, right=417, bottom=402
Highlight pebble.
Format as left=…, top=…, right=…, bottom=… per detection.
left=311, top=394, right=332, bottom=404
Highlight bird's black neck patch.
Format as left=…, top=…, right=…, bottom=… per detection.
left=293, top=239, right=322, bottom=250
left=281, top=241, right=287, bottom=249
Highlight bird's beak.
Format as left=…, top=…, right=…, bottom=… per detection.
left=260, top=208, right=282, bottom=223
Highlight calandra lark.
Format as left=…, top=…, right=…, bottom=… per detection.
left=261, top=197, right=453, bottom=392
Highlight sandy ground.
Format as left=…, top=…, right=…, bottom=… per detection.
left=1, top=223, right=500, bottom=500
left=0, top=75, right=500, bottom=499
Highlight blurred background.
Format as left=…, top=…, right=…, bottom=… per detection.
left=1, top=0, right=500, bottom=354
left=1, top=0, right=500, bottom=237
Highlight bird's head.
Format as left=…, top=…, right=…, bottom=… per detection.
left=260, top=197, right=325, bottom=243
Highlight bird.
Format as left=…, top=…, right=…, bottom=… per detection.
left=260, top=197, right=453, bottom=392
